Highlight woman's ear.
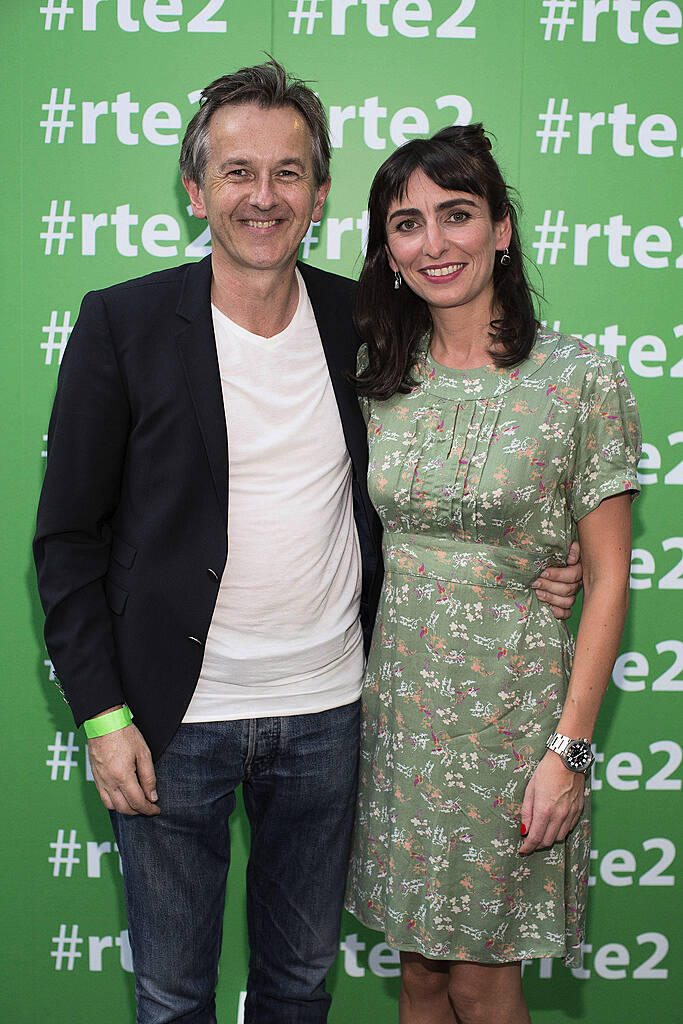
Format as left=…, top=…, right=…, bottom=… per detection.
left=496, top=211, right=512, bottom=251
left=384, top=244, right=398, bottom=274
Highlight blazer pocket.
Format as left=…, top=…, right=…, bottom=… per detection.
left=110, top=533, right=137, bottom=569
left=105, top=578, right=129, bottom=615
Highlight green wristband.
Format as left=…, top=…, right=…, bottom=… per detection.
left=83, top=706, right=133, bottom=739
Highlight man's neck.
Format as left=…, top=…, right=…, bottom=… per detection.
left=210, top=257, right=300, bottom=339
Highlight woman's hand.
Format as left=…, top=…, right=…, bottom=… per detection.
left=518, top=751, right=586, bottom=855
left=531, top=540, right=582, bottom=620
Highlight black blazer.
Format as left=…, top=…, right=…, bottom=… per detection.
left=34, top=256, right=383, bottom=760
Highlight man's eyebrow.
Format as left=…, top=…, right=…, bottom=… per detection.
left=218, top=157, right=307, bottom=171
left=387, top=198, right=478, bottom=224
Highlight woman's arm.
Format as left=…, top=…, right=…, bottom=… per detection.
left=518, top=492, right=632, bottom=854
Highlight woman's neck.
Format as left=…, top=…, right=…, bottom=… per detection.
left=429, top=302, right=498, bottom=370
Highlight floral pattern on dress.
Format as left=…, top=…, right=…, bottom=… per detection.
left=345, top=330, right=641, bottom=966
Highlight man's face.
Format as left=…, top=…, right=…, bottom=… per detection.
left=183, top=103, right=330, bottom=278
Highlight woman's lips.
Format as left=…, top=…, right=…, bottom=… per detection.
left=419, top=262, right=465, bottom=281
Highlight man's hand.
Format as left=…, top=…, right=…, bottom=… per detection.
left=532, top=540, right=582, bottom=620
left=88, top=715, right=160, bottom=816
left=518, top=751, right=585, bottom=855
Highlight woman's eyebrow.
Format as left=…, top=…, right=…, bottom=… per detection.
left=387, top=198, right=478, bottom=224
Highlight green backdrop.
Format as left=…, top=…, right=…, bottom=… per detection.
left=3, top=1, right=681, bottom=1020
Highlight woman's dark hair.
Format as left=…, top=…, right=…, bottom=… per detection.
left=353, top=124, right=539, bottom=400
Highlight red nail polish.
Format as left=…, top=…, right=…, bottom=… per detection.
left=520, top=823, right=528, bottom=836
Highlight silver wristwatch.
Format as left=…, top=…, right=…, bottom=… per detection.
left=546, top=732, right=594, bottom=773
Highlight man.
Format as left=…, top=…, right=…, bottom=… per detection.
left=34, top=60, right=580, bottom=1023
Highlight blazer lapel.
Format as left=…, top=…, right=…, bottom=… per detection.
left=298, top=262, right=368, bottom=478
left=175, top=256, right=228, bottom=521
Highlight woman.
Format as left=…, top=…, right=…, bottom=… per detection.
left=345, top=125, right=641, bottom=1023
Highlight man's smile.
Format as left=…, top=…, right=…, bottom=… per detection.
left=243, top=218, right=280, bottom=229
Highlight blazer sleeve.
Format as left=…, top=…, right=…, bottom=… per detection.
left=34, top=290, right=131, bottom=725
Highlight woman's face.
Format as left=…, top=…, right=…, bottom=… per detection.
left=384, top=170, right=511, bottom=317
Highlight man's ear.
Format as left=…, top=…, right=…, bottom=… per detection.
left=183, top=176, right=207, bottom=220
left=312, top=177, right=332, bottom=224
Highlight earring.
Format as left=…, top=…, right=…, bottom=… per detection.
left=500, top=248, right=511, bottom=266
left=394, top=270, right=402, bottom=290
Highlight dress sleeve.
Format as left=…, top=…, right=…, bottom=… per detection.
left=569, top=358, right=642, bottom=522
left=356, top=343, right=371, bottom=427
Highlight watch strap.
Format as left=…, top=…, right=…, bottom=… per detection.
left=546, top=732, right=594, bottom=772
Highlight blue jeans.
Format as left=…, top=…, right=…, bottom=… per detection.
left=110, top=701, right=360, bottom=1024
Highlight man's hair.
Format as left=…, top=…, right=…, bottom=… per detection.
left=179, top=58, right=330, bottom=188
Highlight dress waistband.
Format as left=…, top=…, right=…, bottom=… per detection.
left=383, top=533, right=548, bottom=590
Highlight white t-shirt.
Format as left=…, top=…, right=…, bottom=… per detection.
left=183, top=271, right=364, bottom=721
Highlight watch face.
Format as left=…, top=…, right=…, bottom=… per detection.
left=565, top=741, right=593, bottom=771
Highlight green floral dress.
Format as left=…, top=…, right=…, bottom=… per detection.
left=345, top=330, right=641, bottom=966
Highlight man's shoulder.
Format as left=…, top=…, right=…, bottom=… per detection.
left=91, top=256, right=209, bottom=305
left=297, top=261, right=357, bottom=301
